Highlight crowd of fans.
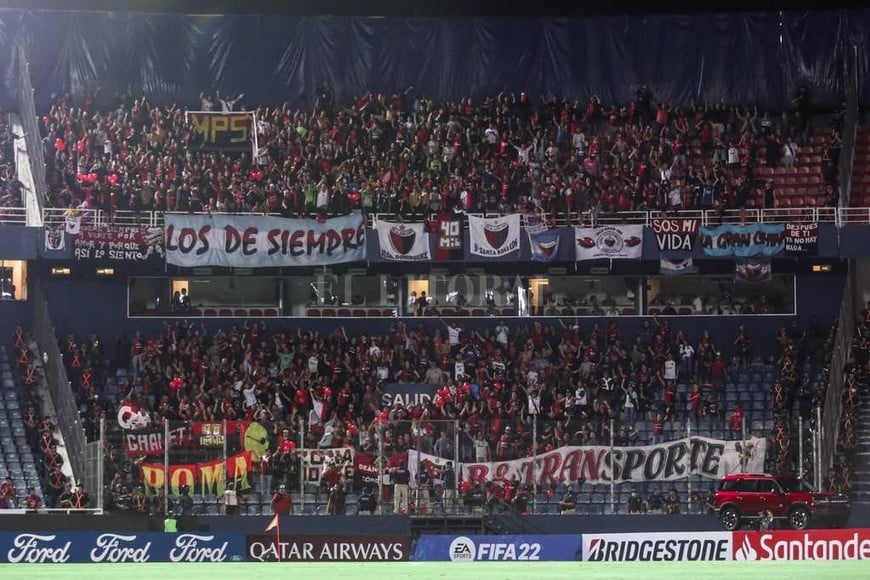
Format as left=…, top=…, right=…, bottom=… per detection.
left=29, top=316, right=831, bottom=514
left=41, top=86, right=842, bottom=221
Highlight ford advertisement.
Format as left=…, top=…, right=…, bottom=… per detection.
left=0, top=532, right=246, bottom=563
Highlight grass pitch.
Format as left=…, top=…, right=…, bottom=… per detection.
left=1, top=561, right=868, bottom=580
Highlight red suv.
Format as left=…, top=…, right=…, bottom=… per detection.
left=713, top=473, right=850, bottom=531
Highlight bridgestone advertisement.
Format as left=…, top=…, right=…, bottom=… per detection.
left=582, top=532, right=732, bottom=562
left=246, top=535, right=410, bottom=562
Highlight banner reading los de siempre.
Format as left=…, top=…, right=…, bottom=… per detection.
left=164, top=213, right=366, bottom=267
left=409, top=436, right=766, bottom=486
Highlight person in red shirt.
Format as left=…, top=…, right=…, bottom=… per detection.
left=729, top=404, right=745, bottom=435
left=271, top=484, right=292, bottom=515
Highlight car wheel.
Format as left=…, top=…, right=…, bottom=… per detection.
left=720, top=506, right=741, bottom=531
left=788, top=506, right=810, bottom=530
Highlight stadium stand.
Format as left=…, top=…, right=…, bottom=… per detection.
left=40, top=94, right=838, bottom=221
left=852, top=127, right=870, bottom=207
left=44, top=315, right=832, bottom=516
left=0, top=344, right=47, bottom=509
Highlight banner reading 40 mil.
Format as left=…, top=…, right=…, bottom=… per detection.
left=164, top=213, right=367, bottom=268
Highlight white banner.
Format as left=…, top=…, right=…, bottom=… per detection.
left=376, top=221, right=430, bottom=261
left=574, top=225, right=644, bottom=260
left=65, top=215, right=82, bottom=235
left=469, top=214, right=521, bottom=258
left=410, top=436, right=766, bottom=486
left=299, top=447, right=355, bottom=484
left=44, top=225, right=65, bottom=251
left=165, top=213, right=366, bottom=267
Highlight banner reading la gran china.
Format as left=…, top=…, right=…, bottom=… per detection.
left=698, top=223, right=785, bottom=257
left=164, top=213, right=366, bottom=267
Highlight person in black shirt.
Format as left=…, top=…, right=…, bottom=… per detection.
left=647, top=489, right=664, bottom=514
left=559, top=489, right=577, bottom=515
left=358, top=486, right=377, bottom=515
left=665, top=489, right=681, bottom=515
left=627, top=492, right=644, bottom=514
left=440, top=462, right=456, bottom=513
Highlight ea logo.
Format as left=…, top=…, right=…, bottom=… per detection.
left=449, top=536, right=476, bottom=562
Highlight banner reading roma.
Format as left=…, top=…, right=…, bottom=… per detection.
left=468, top=214, right=521, bottom=258
left=73, top=225, right=165, bottom=262
left=165, top=213, right=366, bottom=267
left=698, top=224, right=785, bottom=257
left=140, top=451, right=252, bottom=495
left=409, top=437, right=766, bottom=486
left=376, top=221, right=430, bottom=261
left=574, top=225, right=643, bottom=260
left=186, top=111, right=254, bottom=152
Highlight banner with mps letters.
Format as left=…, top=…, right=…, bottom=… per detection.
left=784, top=223, right=819, bottom=256
left=574, top=225, right=643, bottom=260
left=468, top=214, right=521, bottom=258
left=376, top=221, right=430, bottom=261
left=185, top=111, right=255, bottom=152
left=164, top=213, right=366, bottom=267
left=409, top=436, right=766, bottom=486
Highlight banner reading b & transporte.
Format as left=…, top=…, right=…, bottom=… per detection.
left=164, top=213, right=366, bottom=267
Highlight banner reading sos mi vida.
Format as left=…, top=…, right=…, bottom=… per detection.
left=164, top=213, right=366, bottom=267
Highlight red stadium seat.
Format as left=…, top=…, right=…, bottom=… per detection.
left=264, top=308, right=279, bottom=317
left=306, top=309, right=321, bottom=317
left=218, top=309, right=233, bottom=317
left=249, top=308, right=263, bottom=317
left=203, top=309, right=217, bottom=317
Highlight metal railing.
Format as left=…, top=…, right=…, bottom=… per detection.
left=34, top=206, right=853, bottom=231
left=819, top=265, right=856, bottom=486
left=0, top=207, right=26, bottom=225
left=32, top=283, right=88, bottom=487
left=16, top=46, right=47, bottom=216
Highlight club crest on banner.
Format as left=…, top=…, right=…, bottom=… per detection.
left=469, top=214, right=521, bottom=258
left=376, top=221, right=430, bottom=261
left=529, top=230, right=561, bottom=262
left=574, top=225, right=643, bottom=260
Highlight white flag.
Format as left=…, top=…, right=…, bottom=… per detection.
left=65, top=215, right=81, bottom=235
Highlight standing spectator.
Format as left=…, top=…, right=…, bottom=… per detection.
left=0, top=476, right=14, bottom=508
left=391, top=459, right=411, bottom=515
left=627, top=492, right=645, bottom=514
left=271, top=484, right=292, bottom=516
left=326, top=479, right=347, bottom=515
left=223, top=481, right=239, bottom=515
left=440, top=462, right=456, bottom=513
left=665, top=489, right=681, bottom=514
left=558, top=487, right=577, bottom=515
left=729, top=403, right=745, bottom=436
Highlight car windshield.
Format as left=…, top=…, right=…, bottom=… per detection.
left=777, top=478, right=816, bottom=492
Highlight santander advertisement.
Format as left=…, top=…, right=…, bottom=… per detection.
left=733, top=529, right=870, bottom=561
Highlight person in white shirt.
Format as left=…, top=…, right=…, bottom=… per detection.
left=783, top=140, right=799, bottom=168
left=727, top=144, right=740, bottom=167
left=242, top=382, right=257, bottom=408
left=495, top=321, right=509, bottom=348
left=680, top=342, right=695, bottom=379
left=663, top=354, right=677, bottom=381
left=443, top=321, right=461, bottom=345
left=223, top=481, right=239, bottom=515
left=218, top=92, right=244, bottom=112
left=573, top=131, right=587, bottom=157
left=308, top=354, right=320, bottom=374
left=199, top=93, right=214, bottom=111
